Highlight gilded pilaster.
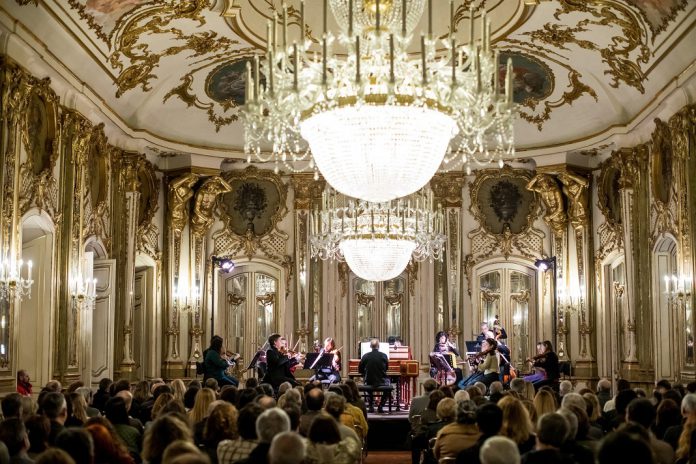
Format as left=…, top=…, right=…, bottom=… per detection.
left=189, top=176, right=230, bottom=372
left=431, top=173, right=464, bottom=344
left=290, top=174, right=324, bottom=351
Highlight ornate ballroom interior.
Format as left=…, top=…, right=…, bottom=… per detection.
left=0, top=0, right=695, bottom=395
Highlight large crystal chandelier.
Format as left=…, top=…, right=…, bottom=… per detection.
left=310, top=187, right=445, bottom=281
left=242, top=0, right=515, bottom=203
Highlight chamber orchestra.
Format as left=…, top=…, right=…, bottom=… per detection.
left=217, top=314, right=559, bottom=411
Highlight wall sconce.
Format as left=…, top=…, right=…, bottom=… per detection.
left=71, top=274, right=97, bottom=309
left=666, top=274, right=692, bottom=311
left=535, top=257, right=558, bottom=346
left=210, top=256, right=234, bottom=336
left=0, top=257, right=33, bottom=302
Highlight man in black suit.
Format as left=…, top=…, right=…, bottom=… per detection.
left=263, top=333, right=300, bottom=389
left=359, top=338, right=390, bottom=413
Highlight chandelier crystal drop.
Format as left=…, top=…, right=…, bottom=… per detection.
left=309, top=188, right=446, bottom=281
left=242, top=0, right=516, bottom=202
left=0, top=257, right=33, bottom=302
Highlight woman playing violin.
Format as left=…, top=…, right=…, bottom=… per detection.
left=523, top=340, right=559, bottom=387
left=263, top=333, right=301, bottom=389
left=430, top=331, right=462, bottom=385
left=458, top=338, right=500, bottom=390
left=315, top=337, right=342, bottom=383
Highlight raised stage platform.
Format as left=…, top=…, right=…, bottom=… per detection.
left=365, top=410, right=410, bottom=451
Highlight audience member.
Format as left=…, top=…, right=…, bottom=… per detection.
left=93, top=378, right=113, bottom=412
left=104, top=396, right=142, bottom=455
left=16, top=370, right=32, bottom=397
left=480, top=436, right=520, bottom=464
left=597, top=378, right=612, bottom=409
left=533, top=389, right=556, bottom=418
left=498, top=396, right=536, bottom=454
left=305, top=414, right=361, bottom=464
left=85, top=422, right=135, bottom=464
left=324, top=393, right=361, bottom=445
left=25, top=414, right=50, bottom=458
left=653, top=398, right=680, bottom=440
left=41, top=392, right=67, bottom=445
left=0, top=418, right=32, bottom=463
left=268, top=431, right=306, bottom=464
left=34, top=448, right=76, bottom=464
left=55, top=427, right=95, bottom=464
left=1, top=393, right=22, bottom=420
left=434, top=399, right=480, bottom=460
left=456, top=402, right=503, bottom=464
left=598, top=428, right=655, bottom=464
left=626, top=398, right=674, bottom=464
left=142, top=414, right=192, bottom=464
left=203, top=402, right=238, bottom=462
left=522, top=412, right=573, bottom=464
left=239, top=408, right=290, bottom=464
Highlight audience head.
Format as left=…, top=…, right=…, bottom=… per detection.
left=245, top=378, right=259, bottom=389
left=306, top=387, right=325, bottom=412
left=41, top=392, right=67, bottom=422
left=534, top=389, right=557, bottom=418
left=561, top=392, right=586, bottom=411
left=598, top=428, right=655, bottom=464
left=474, top=381, right=487, bottom=396
left=256, top=395, right=277, bottom=410
left=617, top=378, right=631, bottom=391
left=204, top=378, right=219, bottom=392
left=85, top=422, right=132, bottom=463
left=45, top=380, right=62, bottom=393
left=55, top=428, right=94, bottom=464
left=476, top=403, right=503, bottom=436
left=427, top=390, right=446, bottom=411
left=142, top=414, right=192, bottom=464
left=583, top=392, right=601, bottom=421
left=269, top=431, right=306, bottom=464
left=278, top=382, right=293, bottom=396
left=34, top=448, right=76, bottom=464
left=489, top=381, right=503, bottom=395
left=422, top=379, right=438, bottom=394
left=308, top=415, right=341, bottom=444
left=454, top=389, right=470, bottom=404
left=498, top=396, right=534, bottom=445
left=1, top=393, right=22, bottom=419
left=509, top=378, right=526, bottom=395
left=238, top=403, right=263, bottom=440
left=183, top=387, right=199, bottom=410
left=655, top=398, right=680, bottom=430
left=204, top=402, right=238, bottom=445
left=626, top=398, right=656, bottom=429
left=97, top=377, right=112, bottom=392
left=104, top=396, right=130, bottom=425
left=436, top=397, right=457, bottom=422
left=161, top=440, right=206, bottom=464
left=257, top=408, right=291, bottom=444
left=556, top=407, right=579, bottom=441
left=190, top=388, right=216, bottom=422
left=597, top=378, right=611, bottom=392
left=455, top=400, right=477, bottom=425
left=656, top=379, right=671, bottom=394
left=0, top=418, right=28, bottom=456
left=324, top=393, right=347, bottom=420
left=559, top=380, right=573, bottom=396
left=536, top=412, right=569, bottom=449
left=480, top=436, right=520, bottom=464
left=615, top=389, right=639, bottom=418
left=25, top=414, right=50, bottom=454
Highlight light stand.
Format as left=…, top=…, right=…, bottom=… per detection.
left=535, top=257, right=557, bottom=348
left=210, top=256, right=234, bottom=337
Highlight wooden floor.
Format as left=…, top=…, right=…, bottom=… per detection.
left=364, top=451, right=411, bottom=463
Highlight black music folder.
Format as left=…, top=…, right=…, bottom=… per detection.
left=303, top=352, right=334, bottom=369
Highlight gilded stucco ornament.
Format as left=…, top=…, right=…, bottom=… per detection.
left=290, top=174, right=325, bottom=210
left=134, top=158, right=161, bottom=261
left=526, top=173, right=566, bottom=237
left=464, top=166, right=545, bottom=296
left=167, top=173, right=200, bottom=233
left=557, top=170, right=590, bottom=230
left=191, top=176, right=232, bottom=237
left=430, top=173, right=465, bottom=208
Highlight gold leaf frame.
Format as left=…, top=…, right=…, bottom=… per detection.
left=218, top=166, right=289, bottom=239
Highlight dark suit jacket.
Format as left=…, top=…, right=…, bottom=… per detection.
left=358, top=349, right=388, bottom=386
left=263, top=347, right=297, bottom=388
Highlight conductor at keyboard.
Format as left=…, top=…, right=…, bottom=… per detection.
left=359, top=338, right=391, bottom=413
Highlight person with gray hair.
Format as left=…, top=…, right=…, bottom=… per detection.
left=475, top=381, right=487, bottom=396
left=480, top=436, right=520, bottom=464
left=433, top=400, right=480, bottom=460
left=268, top=431, right=306, bottom=464
left=559, top=380, right=573, bottom=397
left=597, top=378, right=612, bottom=408
left=510, top=378, right=526, bottom=395
left=240, top=408, right=290, bottom=464
left=560, top=392, right=586, bottom=411
left=664, top=393, right=696, bottom=450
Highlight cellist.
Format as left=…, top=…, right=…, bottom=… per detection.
left=431, top=331, right=462, bottom=385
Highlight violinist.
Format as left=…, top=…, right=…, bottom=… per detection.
left=263, top=333, right=301, bottom=389
left=204, top=335, right=239, bottom=387
left=524, top=340, right=559, bottom=387
left=458, top=338, right=500, bottom=390
left=430, top=331, right=463, bottom=385
left=315, top=337, right=342, bottom=383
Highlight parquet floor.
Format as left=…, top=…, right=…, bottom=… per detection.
left=364, top=451, right=411, bottom=463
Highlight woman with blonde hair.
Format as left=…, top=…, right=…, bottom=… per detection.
left=170, top=379, right=187, bottom=403
left=65, top=392, right=89, bottom=427
left=151, top=392, right=175, bottom=421
left=582, top=392, right=601, bottom=422
left=498, top=395, right=536, bottom=454
left=189, top=388, right=216, bottom=431
left=534, top=389, right=557, bottom=419
left=676, top=394, right=696, bottom=463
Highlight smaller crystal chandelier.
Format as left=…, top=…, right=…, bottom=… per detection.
left=71, top=274, right=97, bottom=309
left=310, top=188, right=445, bottom=281
left=0, top=257, right=33, bottom=302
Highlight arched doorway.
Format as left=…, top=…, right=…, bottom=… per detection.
left=18, top=211, right=55, bottom=389
left=653, top=236, right=680, bottom=380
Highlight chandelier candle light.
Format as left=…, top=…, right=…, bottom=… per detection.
left=310, top=187, right=446, bottom=281
left=242, top=0, right=516, bottom=203
left=0, top=256, right=33, bottom=302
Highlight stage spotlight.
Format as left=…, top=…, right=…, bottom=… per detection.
left=535, top=257, right=556, bottom=272
left=212, top=256, right=235, bottom=272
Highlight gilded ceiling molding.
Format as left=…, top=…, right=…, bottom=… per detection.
left=108, top=1, right=239, bottom=97
left=464, top=165, right=545, bottom=295
left=548, top=0, right=651, bottom=93
left=625, top=0, right=689, bottom=38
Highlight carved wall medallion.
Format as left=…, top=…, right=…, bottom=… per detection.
left=219, top=166, right=288, bottom=238
left=191, top=176, right=232, bottom=237
left=470, top=166, right=537, bottom=236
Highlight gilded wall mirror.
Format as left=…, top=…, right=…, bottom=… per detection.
left=219, top=166, right=288, bottom=237
left=469, top=166, right=536, bottom=236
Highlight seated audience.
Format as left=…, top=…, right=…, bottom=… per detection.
left=203, top=402, right=238, bottom=463
left=480, top=436, right=520, bottom=464
left=41, top=392, right=67, bottom=445
left=498, top=396, right=536, bottom=454
left=104, top=396, right=142, bottom=455
left=55, top=427, right=95, bottom=464
left=93, top=378, right=113, bottom=413
left=218, top=402, right=262, bottom=464
left=85, top=422, right=135, bottom=464
left=239, top=408, right=290, bottom=464
left=456, top=403, right=504, bottom=464
left=0, top=418, right=32, bottom=463
left=653, top=398, right=680, bottom=441
left=323, top=394, right=361, bottom=445
left=25, top=414, right=50, bottom=458
left=305, top=415, right=360, bottom=464
left=142, top=414, right=192, bottom=464
left=434, top=400, right=480, bottom=461
left=522, top=412, right=573, bottom=464
left=269, top=431, right=306, bottom=464
left=34, top=448, right=76, bottom=464
left=626, top=398, right=674, bottom=464
left=598, top=427, right=656, bottom=464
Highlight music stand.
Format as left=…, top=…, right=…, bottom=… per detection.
left=429, top=352, right=454, bottom=386
left=304, top=353, right=334, bottom=370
